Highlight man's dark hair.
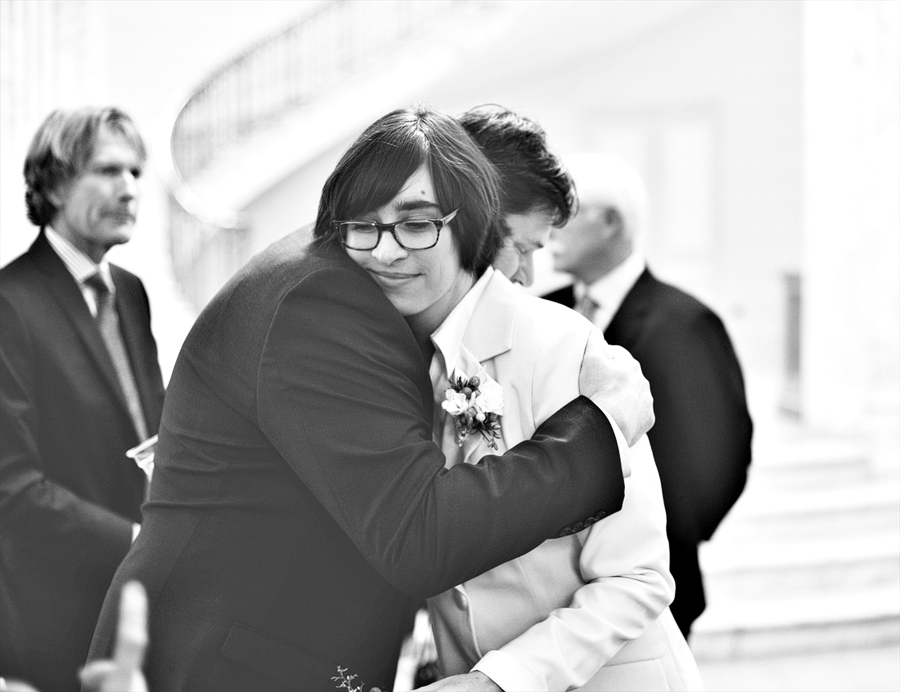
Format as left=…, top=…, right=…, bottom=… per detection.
left=23, top=107, right=146, bottom=226
left=313, top=106, right=506, bottom=275
left=458, top=104, right=576, bottom=227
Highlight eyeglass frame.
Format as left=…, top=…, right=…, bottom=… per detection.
left=332, top=208, right=459, bottom=251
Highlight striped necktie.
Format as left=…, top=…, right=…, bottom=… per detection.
left=85, top=273, right=149, bottom=440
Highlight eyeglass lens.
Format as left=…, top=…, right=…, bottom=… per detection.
left=342, top=220, right=439, bottom=250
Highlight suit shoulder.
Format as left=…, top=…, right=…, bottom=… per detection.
left=191, top=239, right=398, bottom=359
left=541, top=284, right=574, bottom=307
left=109, top=263, right=142, bottom=283
left=198, top=236, right=341, bottom=316
left=641, top=275, right=722, bottom=326
left=281, top=261, right=390, bottom=313
left=500, top=292, right=588, bottom=418
left=629, top=278, right=740, bottom=374
left=109, top=264, right=148, bottom=296
left=0, top=250, right=36, bottom=281
left=0, top=252, right=40, bottom=305
left=514, top=293, right=594, bottom=344
left=257, top=244, right=385, bottom=312
left=229, top=235, right=349, bottom=294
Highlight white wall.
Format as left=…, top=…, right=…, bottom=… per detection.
left=800, top=0, right=900, bottom=448
left=0, top=0, right=108, bottom=265
left=450, top=1, right=804, bottom=387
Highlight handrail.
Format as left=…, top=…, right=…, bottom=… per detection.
left=159, top=0, right=466, bottom=309
left=170, top=0, right=463, bottom=180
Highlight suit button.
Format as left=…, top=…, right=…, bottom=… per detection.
left=453, top=588, right=469, bottom=610
left=574, top=522, right=584, bottom=531
left=584, top=517, right=595, bottom=527
left=559, top=527, right=574, bottom=536
left=596, top=511, right=606, bottom=520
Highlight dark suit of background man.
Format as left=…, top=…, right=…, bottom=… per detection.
left=545, top=153, right=753, bottom=638
left=0, top=107, right=165, bottom=692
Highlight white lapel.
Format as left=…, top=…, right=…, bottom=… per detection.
left=431, top=268, right=521, bottom=466
left=456, top=270, right=522, bottom=465
left=460, top=269, right=517, bottom=365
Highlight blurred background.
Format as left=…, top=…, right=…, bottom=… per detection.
left=1, top=1, right=898, bottom=689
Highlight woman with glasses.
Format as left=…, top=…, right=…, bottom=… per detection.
left=86, top=104, right=653, bottom=689
left=325, top=107, right=702, bottom=691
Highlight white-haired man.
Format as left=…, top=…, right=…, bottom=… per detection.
left=545, top=153, right=753, bottom=638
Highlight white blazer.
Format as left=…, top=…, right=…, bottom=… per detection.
left=427, top=268, right=703, bottom=692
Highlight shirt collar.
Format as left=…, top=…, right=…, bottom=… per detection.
left=579, top=249, right=646, bottom=320
left=45, top=226, right=114, bottom=291
left=430, top=266, right=495, bottom=382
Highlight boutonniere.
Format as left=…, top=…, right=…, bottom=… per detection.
left=333, top=666, right=363, bottom=692
left=441, top=367, right=504, bottom=450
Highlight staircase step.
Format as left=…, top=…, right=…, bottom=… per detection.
left=700, top=531, right=900, bottom=601
left=748, top=438, right=872, bottom=490
left=712, top=480, right=900, bottom=543
left=689, top=428, right=900, bottom=660
left=691, top=587, right=900, bottom=660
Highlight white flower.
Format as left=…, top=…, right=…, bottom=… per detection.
left=442, top=389, right=469, bottom=416
left=441, top=366, right=504, bottom=449
left=472, top=376, right=503, bottom=415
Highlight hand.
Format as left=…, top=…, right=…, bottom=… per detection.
left=79, top=581, right=149, bottom=692
left=578, top=331, right=654, bottom=446
left=416, top=671, right=502, bottom=692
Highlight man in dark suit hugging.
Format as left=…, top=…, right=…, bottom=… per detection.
left=0, top=107, right=165, bottom=692
left=86, top=107, right=655, bottom=692
left=544, top=153, right=753, bottom=637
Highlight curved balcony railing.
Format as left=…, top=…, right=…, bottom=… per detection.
left=159, top=0, right=467, bottom=310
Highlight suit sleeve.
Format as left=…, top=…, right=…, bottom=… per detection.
left=256, top=267, right=625, bottom=598
left=473, top=324, right=673, bottom=692
left=0, top=293, right=133, bottom=572
left=646, top=308, right=752, bottom=543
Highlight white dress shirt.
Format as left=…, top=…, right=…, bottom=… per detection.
left=45, top=226, right=115, bottom=316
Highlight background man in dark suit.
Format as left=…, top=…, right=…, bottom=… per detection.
left=88, top=107, right=653, bottom=692
left=0, top=107, right=165, bottom=692
left=544, top=153, right=753, bottom=637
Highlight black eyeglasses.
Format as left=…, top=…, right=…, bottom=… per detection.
left=333, top=209, right=458, bottom=251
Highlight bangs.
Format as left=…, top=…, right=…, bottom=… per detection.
left=66, top=109, right=147, bottom=172
left=314, top=105, right=504, bottom=270
left=334, top=133, right=426, bottom=220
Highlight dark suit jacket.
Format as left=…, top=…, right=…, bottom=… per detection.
left=0, top=231, right=165, bottom=692
left=545, top=268, right=752, bottom=635
left=88, top=233, right=625, bottom=692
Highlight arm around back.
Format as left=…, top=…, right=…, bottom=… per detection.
left=257, top=265, right=624, bottom=598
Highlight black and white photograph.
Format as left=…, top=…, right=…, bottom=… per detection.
left=1, top=2, right=898, bottom=691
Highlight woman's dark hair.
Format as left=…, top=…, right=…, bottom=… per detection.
left=458, top=104, right=576, bottom=227
left=23, top=107, right=146, bottom=226
left=313, top=106, right=507, bottom=275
